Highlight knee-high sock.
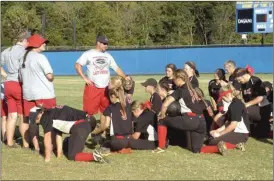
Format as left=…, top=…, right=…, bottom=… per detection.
left=200, top=142, right=236, bottom=153
left=74, top=152, right=95, bottom=162
left=158, top=125, right=167, bottom=149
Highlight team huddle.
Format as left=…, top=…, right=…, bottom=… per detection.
left=1, top=31, right=273, bottom=164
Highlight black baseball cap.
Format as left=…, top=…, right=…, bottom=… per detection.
left=141, top=78, right=157, bottom=87
left=96, top=35, right=109, bottom=44
left=29, top=106, right=42, bottom=124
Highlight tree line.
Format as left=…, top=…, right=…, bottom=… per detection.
left=1, top=1, right=273, bottom=48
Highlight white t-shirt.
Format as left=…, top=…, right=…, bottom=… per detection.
left=76, top=49, right=119, bottom=88
left=20, top=51, right=55, bottom=100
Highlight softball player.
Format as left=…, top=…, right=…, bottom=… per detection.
left=131, top=100, right=158, bottom=150
left=159, top=63, right=177, bottom=90
left=1, top=31, right=31, bottom=147
left=235, top=68, right=271, bottom=138
left=141, top=78, right=162, bottom=115
left=92, top=87, right=133, bottom=152
left=201, top=84, right=249, bottom=155
left=20, top=34, right=56, bottom=151
left=208, top=68, right=228, bottom=111
left=184, top=61, right=199, bottom=88
left=28, top=105, right=108, bottom=163
left=75, top=35, right=127, bottom=116
left=155, top=69, right=207, bottom=153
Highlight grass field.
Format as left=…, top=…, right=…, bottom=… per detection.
left=2, top=74, right=273, bottom=180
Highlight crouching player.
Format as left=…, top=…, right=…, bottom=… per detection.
left=201, top=84, right=250, bottom=155
left=28, top=105, right=108, bottom=163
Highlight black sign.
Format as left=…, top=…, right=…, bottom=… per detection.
left=236, top=9, right=254, bottom=33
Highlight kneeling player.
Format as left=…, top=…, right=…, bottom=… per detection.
left=29, top=105, right=108, bottom=163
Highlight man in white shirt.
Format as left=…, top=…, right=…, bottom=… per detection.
left=75, top=35, right=127, bottom=115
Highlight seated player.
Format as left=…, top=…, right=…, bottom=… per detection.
left=201, top=84, right=250, bottom=156
left=159, top=63, right=177, bottom=90
left=130, top=100, right=158, bottom=150
left=91, top=87, right=133, bottom=152
left=208, top=68, right=228, bottom=111
left=141, top=78, right=162, bottom=115
left=194, top=87, right=214, bottom=136
left=28, top=105, right=108, bottom=163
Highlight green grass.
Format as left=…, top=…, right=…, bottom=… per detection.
left=2, top=74, right=273, bottom=180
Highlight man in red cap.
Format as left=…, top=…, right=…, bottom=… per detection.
left=20, top=33, right=57, bottom=152
left=1, top=30, right=31, bottom=148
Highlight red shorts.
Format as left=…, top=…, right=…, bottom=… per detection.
left=1, top=99, right=8, bottom=117
left=83, top=84, right=110, bottom=115
left=23, top=98, right=57, bottom=117
left=4, top=81, right=23, bottom=114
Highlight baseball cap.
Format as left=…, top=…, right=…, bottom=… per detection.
left=27, top=34, right=49, bottom=48
left=29, top=106, right=42, bottom=124
left=96, top=35, right=108, bottom=44
left=141, top=78, right=157, bottom=87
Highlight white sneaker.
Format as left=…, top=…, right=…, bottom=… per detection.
left=93, top=149, right=110, bottom=164
left=152, top=147, right=165, bottom=153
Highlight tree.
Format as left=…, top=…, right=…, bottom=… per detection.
left=2, top=4, right=41, bottom=45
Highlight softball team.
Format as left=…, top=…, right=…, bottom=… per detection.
left=1, top=32, right=272, bottom=164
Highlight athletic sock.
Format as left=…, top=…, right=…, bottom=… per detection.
left=74, top=152, right=95, bottom=162
left=158, top=125, right=167, bottom=149
left=201, top=142, right=236, bottom=153
left=200, top=146, right=219, bottom=153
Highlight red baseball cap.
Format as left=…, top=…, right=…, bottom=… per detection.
left=27, top=34, right=49, bottom=48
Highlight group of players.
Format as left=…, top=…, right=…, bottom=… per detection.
left=1, top=31, right=273, bottom=164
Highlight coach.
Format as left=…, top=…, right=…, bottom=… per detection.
left=75, top=35, right=127, bottom=115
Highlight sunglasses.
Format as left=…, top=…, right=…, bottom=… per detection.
left=101, top=42, right=108, bottom=45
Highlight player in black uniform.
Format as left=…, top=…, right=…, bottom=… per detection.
left=122, top=76, right=135, bottom=103
left=130, top=100, right=158, bottom=150
left=208, top=68, right=228, bottom=111
left=141, top=78, right=162, bottom=115
left=159, top=63, right=177, bottom=90
left=235, top=68, right=271, bottom=138
left=184, top=61, right=199, bottom=88
left=28, top=105, right=108, bottom=163
left=92, top=87, right=133, bottom=152
left=201, top=84, right=250, bottom=155
left=155, top=69, right=207, bottom=153
left=224, top=60, right=241, bottom=91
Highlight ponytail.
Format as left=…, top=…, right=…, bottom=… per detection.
left=117, top=87, right=127, bottom=118
left=109, top=87, right=127, bottom=119
left=22, top=48, right=32, bottom=68
left=194, top=87, right=214, bottom=116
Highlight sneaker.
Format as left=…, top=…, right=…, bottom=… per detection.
left=235, top=142, right=245, bottom=152
left=97, top=147, right=111, bottom=156
left=93, top=149, right=110, bottom=164
left=152, top=147, right=165, bottom=153
left=217, top=141, right=227, bottom=156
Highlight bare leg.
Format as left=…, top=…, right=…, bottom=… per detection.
left=6, top=112, right=17, bottom=146
left=56, top=133, right=63, bottom=158
left=1, top=116, right=7, bottom=142
left=19, top=114, right=29, bottom=148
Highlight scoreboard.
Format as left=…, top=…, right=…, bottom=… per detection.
left=236, top=1, right=273, bottom=33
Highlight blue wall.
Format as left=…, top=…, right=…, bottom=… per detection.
left=44, top=45, right=273, bottom=75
